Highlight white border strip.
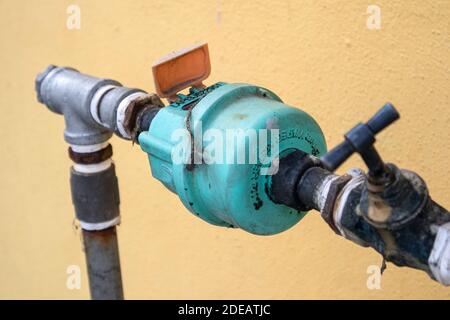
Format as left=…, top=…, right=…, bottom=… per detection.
left=70, top=142, right=109, bottom=153
left=79, top=217, right=121, bottom=231
left=73, top=159, right=113, bottom=174
left=315, top=175, right=340, bottom=212
left=333, top=173, right=365, bottom=241
left=90, top=84, right=118, bottom=127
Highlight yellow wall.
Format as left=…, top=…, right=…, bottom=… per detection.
left=1, top=0, right=449, bottom=299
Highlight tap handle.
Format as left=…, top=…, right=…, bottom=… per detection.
left=320, top=103, right=400, bottom=173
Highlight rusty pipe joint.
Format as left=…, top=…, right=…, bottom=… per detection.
left=321, top=167, right=450, bottom=285
left=359, top=164, right=428, bottom=230
left=271, top=153, right=450, bottom=286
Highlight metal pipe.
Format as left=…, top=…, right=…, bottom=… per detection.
left=82, top=227, right=124, bottom=300
left=69, top=144, right=123, bottom=299
left=35, top=66, right=163, bottom=299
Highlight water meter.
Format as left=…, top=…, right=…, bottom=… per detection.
left=139, top=43, right=326, bottom=235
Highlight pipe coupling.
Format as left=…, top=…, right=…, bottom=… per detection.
left=35, top=65, right=149, bottom=144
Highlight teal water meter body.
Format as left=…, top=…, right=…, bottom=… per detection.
left=139, top=83, right=326, bottom=235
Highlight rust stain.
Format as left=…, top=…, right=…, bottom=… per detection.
left=83, top=227, right=117, bottom=246
left=366, top=195, right=392, bottom=223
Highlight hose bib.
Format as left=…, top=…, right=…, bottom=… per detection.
left=139, top=83, right=326, bottom=235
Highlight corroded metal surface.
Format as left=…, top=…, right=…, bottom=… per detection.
left=82, top=227, right=124, bottom=300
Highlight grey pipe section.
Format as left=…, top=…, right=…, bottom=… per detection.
left=35, top=65, right=145, bottom=145
left=71, top=160, right=123, bottom=299
left=82, top=227, right=124, bottom=300
left=69, top=152, right=124, bottom=300
left=35, top=65, right=149, bottom=299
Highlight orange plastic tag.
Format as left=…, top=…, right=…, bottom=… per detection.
left=152, top=43, right=211, bottom=99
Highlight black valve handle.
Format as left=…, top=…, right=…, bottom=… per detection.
left=320, top=103, right=400, bottom=176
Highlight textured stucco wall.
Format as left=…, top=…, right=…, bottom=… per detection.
left=0, top=0, right=449, bottom=299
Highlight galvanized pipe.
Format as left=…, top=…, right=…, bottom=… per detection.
left=35, top=65, right=147, bottom=144
left=82, top=227, right=124, bottom=300
left=69, top=144, right=123, bottom=300
left=35, top=66, right=148, bottom=300
left=36, top=65, right=163, bottom=299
